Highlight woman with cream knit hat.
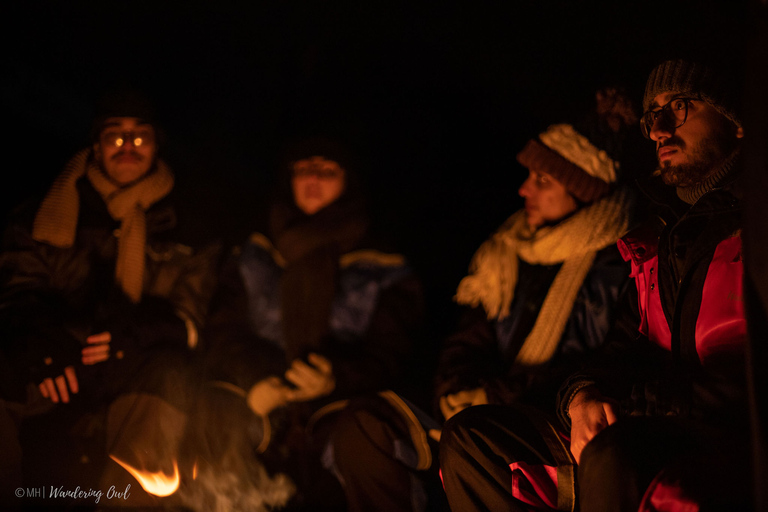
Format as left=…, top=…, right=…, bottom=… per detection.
left=330, top=123, right=634, bottom=512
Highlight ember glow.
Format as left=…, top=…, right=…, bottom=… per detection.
left=110, top=455, right=180, bottom=497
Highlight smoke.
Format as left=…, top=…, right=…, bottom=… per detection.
left=175, top=385, right=295, bottom=512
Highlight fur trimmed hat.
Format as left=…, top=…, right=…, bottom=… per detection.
left=516, top=124, right=617, bottom=203
left=642, top=59, right=741, bottom=129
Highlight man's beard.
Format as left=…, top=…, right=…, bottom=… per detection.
left=659, top=126, right=737, bottom=188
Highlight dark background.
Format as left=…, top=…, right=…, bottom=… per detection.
left=2, top=0, right=757, bottom=335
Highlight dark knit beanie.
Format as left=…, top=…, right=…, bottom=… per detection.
left=643, top=59, right=741, bottom=129
left=281, top=136, right=356, bottom=173
left=516, top=124, right=617, bottom=203
left=90, top=88, right=162, bottom=143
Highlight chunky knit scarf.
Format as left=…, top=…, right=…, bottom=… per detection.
left=32, top=148, right=174, bottom=303
left=455, top=186, right=631, bottom=365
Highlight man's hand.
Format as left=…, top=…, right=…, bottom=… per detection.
left=247, top=376, right=293, bottom=416
left=568, top=386, right=619, bottom=464
left=284, top=353, right=335, bottom=402
left=81, top=331, right=111, bottom=365
left=38, top=366, right=79, bottom=404
left=439, top=387, right=488, bottom=422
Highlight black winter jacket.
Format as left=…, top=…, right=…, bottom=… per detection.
left=557, top=175, right=748, bottom=431
left=0, top=177, right=220, bottom=402
left=436, top=245, right=630, bottom=416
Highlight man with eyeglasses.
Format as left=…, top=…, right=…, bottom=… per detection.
left=439, top=58, right=752, bottom=511
left=0, top=90, right=218, bottom=503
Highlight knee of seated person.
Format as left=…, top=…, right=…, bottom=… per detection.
left=578, top=421, right=634, bottom=477
left=443, top=404, right=485, bottom=432
left=440, top=404, right=500, bottom=455
left=332, top=401, right=399, bottom=462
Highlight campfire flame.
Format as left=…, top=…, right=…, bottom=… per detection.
left=110, top=454, right=180, bottom=497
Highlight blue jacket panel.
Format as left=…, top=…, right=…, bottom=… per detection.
left=238, top=236, right=414, bottom=350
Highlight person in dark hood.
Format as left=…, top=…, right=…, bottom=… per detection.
left=203, top=136, right=424, bottom=510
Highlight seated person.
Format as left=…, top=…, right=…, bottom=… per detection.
left=203, top=136, right=424, bottom=511
left=0, top=90, right=219, bottom=506
left=439, top=57, right=752, bottom=512
left=329, top=123, right=633, bottom=512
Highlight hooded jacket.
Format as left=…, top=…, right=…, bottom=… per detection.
left=204, top=140, right=424, bottom=405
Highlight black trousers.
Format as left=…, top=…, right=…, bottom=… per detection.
left=439, top=404, right=753, bottom=512
left=439, top=404, right=574, bottom=512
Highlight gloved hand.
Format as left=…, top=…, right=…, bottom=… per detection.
left=246, top=376, right=293, bottom=416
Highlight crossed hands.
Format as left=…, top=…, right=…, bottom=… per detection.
left=247, top=353, right=336, bottom=417
left=38, top=331, right=112, bottom=404
left=439, top=387, right=488, bottom=422
left=568, top=386, right=619, bottom=464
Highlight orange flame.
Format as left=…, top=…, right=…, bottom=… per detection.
left=192, top=459, right=199, bottom=480
left=110, top=455, right=180, bottom=497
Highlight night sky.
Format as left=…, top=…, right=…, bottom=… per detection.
left=3, top=0, right=757, bottom=335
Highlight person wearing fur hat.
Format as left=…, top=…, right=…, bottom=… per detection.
left=440, top=58, right=752, bottom=512
left=327, top=123, right=633, bottom=512
left=202, top=136, right=424, bottom=510
left=0, top=89, right=220, bottom=505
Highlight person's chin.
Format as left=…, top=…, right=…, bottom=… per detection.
left=298, top=201, right=322, bottom=215
left=660, top=165, right=699, bottom=187
left=108, top=166, right=149, bottom=185
left=524, top=214, right=542, bottom=230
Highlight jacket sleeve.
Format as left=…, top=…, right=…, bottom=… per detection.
left=555, top=278, right=668, bottom=430
left=0, top=218, right=85, bottom=397
left=433, top=305, right=506, bottom=409
left=202, top=249, right=287, bottom=391
left=138, top=238, right=222, bottom=350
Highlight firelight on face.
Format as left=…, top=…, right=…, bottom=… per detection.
left=518, top=169, right=578, bottom=230
left=95, top=117, right=157, bottom=186
left=291, top=156, right=346, bottom=215
left=648, top=93, right=743, bottom=187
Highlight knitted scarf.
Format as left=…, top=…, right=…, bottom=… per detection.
left=455, top=186, right=631, bottom=365
left=32, top=148, right=174, bottom=303
left=270, top=197, right=369, bottom=362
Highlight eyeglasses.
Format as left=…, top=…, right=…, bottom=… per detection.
left=640, top=97, right=694, bottom=139
left=100, top=130, right=154, bottom=148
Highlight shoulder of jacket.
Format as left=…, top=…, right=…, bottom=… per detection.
left=339, top=249, right=407, bottom=269
left=244, top=232, right=286, bottom=268
left=590, top=244, right=627, bottom=268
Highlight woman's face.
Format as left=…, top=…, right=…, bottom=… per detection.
left=518, top=169, right=578, bottom=229
left=291, top=156, right=346, bottom=215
